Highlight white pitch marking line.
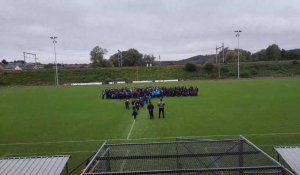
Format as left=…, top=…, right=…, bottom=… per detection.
left=127, top=120, right=136, bottom=140
left=1, top=131, right=300, bottom=146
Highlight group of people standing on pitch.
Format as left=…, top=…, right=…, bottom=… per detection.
left=102, top=86, right=198, bottom=99
left=125, top=97, right=165, bottom=120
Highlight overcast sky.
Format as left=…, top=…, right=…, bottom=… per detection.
left=1, top=0, right=300, bottom=64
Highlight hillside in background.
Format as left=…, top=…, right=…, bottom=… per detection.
left=178, top=54, right=215, bottom=64
left=161, top=47, right=300, bottom=66
left=161, top=54, right=214, bottom=65
left=288, top=48, right=300, bottom=55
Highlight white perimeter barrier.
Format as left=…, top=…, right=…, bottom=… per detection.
left=108, top=81, right=126, bottom=84
left=155, top=79, right=178, bottom=83
left=132, top=80, right=153, bottom=84
left=71, top=82, right=102, bottom=86
left=70, top=79, right=178, bottom=86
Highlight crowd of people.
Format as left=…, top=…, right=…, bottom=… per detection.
left=100, top=86, right=199, bottom=120
left=101, top=86, right=199, bottom=99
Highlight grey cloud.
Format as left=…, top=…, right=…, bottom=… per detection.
left=0, top=0, right=300, bottom=63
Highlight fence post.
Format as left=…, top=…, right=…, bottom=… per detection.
left=239, top=138, right=244, bottom=175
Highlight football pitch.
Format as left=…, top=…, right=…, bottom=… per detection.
left=1, top=78, right=300, bottom=173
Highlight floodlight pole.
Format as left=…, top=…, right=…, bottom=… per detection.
left=33, top=54, right=37, bottom=69
left=118, top=50, right=122, bottom=67
left=216, top=45, right=223, bottom=78
left=222, top=42, right=225, bottom=63
left=215, top=45, right=218, bottom=64
left=50, top=36, right=59, bottom=86
left=23, top=52, right=26, bottom=63
left=159, top=55, right=161, bottom=66
left=235, top=30, right=242, bottom=80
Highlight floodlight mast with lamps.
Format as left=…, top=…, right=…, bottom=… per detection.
left=235, top=30, right=242, bottom=80
left=50, top=36, right=59, bottom=86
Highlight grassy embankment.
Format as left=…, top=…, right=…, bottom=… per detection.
left=1, top=60, right=300, bottom=86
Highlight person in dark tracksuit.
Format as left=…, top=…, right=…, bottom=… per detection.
left=147, top=102, right=154, bottom=120
left=101, top=90, right=106, bottom=99
left=158, top=98, right=165, bottom=118
left=140, top=99, right=145, bottom=108
left=131, top=108, right=138, bottom=120
left=131, top=99, right=136, bottom=110
left=135, top=99, right=140, bottom=111
left=125, top=99, right=130, bottom=110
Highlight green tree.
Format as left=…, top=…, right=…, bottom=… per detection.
left=109, top=53, right=119, bottom=67
left=109, top=49, right=143, bottom=67
left=251, top=49, right=267, bottom=61
left=280, top=49, right=287, bottom=60
left=185, top=62, right=197, bottom=72
left=143, top=54, right=156, bottom=66
left=240, top=49, right=251, bottom=62
left=223, top=49, right=250, bottom=62
left=123, top=48, right=143, bottom=66
left=109, top=49, right=156, bottom=67
left=225, top=50, right=236, bottom=62
left=90, top=46, right=109, bottom=67
left=266, top=44, right=281, bottom=60
left=1, top=59, right=8, bottom=65
left=105, top=60, right=114, bottom=67
left=204, top=63, right=214, bottom=72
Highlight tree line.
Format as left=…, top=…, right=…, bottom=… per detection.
left=90, top=44, right=300, bottom=68
left=222, top=44, right=300, bottom=63
left=90, top=46, right=155, bottom=68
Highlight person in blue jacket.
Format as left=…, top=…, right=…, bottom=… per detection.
left=147, top=102, right=154, bottom=120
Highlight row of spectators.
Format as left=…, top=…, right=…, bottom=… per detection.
left=101, top=86, right=199, bottom=99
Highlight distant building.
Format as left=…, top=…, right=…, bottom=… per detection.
left=4, top=62, right=25, bottom=71
left=14, top=65, right=23, bottom=71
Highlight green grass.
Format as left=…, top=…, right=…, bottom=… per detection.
left=1, top=78, right=300, bottom=173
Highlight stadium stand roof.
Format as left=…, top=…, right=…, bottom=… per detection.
left=0, top=155, right=69, bottom=175
left=274, top=146, right=300, bottom=175
left=82, top=136, right=294, bottom=175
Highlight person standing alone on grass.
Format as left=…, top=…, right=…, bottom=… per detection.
left=131, top=107, right=138, bottom=120
left=158, top=98, right=165, bottom=118
left=147, top=102, right=154, bottom=120
left=125, top=99, right=130, bottom=110
left=101, top=90, right=106, bottom=99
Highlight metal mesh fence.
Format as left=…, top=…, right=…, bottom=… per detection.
left=82, top=136, right=294, bottom=175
